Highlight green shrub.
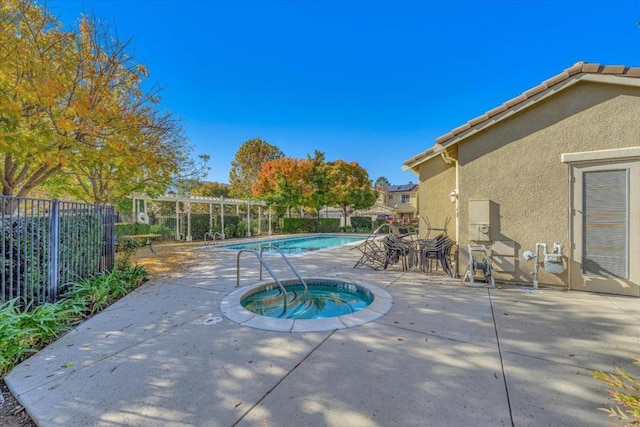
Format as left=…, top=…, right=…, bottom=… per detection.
left=237, top=221, right=248, bottom=237
left=224, top=223, right=237, bottom=238
left=115, top=237, right=144, bottom=270
left=317, top=218, right=341, bottom=232
left=350, top=216, right=372, bottom=232
left=0, top=298, right=81, bottom=376
left=149, top=224, right=173, bottom=239
left=0, top=265, right=148, bottom=376
left=189, top=214, right=212, bottom=240
left=280, top=218, right=340, bottom=233
left=593, top=358, right=640, bottom=424
left=115, top=223, right=151, bottom=237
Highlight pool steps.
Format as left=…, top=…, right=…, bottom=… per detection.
left=236, top=247, right=309, bottom=313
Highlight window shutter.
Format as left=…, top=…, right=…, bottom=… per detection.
left=582, top=169, right=628, bottom=278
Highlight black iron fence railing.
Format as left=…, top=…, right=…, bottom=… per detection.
left=1, top=196, right=115, bottom=306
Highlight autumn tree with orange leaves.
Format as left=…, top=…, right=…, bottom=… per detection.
left=229, top=138, right=284, bottom=199
left=253, top=152, right=375, bottom=226
left=0, top=1, right=198, bottom=204
left=326, top=159, right=376, bottom=226
left=253, top=157, right=310, bottom=215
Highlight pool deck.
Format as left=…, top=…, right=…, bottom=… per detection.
left=5, top=244, right=640, bottom=426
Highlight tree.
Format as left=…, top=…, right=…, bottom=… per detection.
left=0, top=2, right=195, bottom=204
left=0, top=0, right=73, bottom=198
left=191, top=181, right=230, bottom=198
left=253, top=157, right=310, bottom=215
left=326, top=160, right=376, bottom=225
left=374, top=176, right=390, bottom=188
left=302, top=151, right=330, bottom=229
left=229, top=138, right=284, bottom=199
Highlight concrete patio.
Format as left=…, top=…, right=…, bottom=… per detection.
left=5, top=243, right=640, bottom=426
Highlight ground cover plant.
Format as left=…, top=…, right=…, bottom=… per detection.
left=0, top=264, right=148, bottom=377
left=593, top=358, right=640, bottom=425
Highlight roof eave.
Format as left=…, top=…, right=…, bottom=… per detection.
left=438, top=73, right=640, bottom=149
left=402, top=147, right=440, bottom=172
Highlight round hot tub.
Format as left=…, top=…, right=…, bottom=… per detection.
left=220, top=278, right=393, bottom=332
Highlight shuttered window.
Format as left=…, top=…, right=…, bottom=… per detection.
left=582, top=169, right=628, bottom=278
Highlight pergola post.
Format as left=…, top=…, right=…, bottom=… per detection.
left=186, top=201, right=192, bottom=241
left=246, top=200, right=251, bottom=237
left=220, top=201, right=225, bottom=239
left=175, top=201, right=180, bottom=241
left=268, top=206, right=272, bottom=235
left=209, top=203, right=213, bottom=232
left=258, top=206, right=262, bottom=235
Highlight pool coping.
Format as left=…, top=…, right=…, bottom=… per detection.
left=220, top=277, right=393, bottom=332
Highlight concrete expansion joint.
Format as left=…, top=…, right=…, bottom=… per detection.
left=488, top=289, right=515, bottom=427
left=231, top=330, right=336, bottom=426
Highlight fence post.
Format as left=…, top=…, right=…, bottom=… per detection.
left=49, top=199, right=60, bottom=302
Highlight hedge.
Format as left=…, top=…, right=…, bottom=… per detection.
left=281, top=218, right=341, bottom=233
left=350, top=216, right=373, bottom=232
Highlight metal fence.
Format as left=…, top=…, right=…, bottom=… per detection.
left=1, top=196, right=115, bottom=306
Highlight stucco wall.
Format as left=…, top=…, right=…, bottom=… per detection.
left=418, top=155, right=456, bottom=239
left=456, top=81, right=640, bottom=286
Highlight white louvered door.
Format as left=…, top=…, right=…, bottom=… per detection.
left=570, top=160, right=639, bottom=296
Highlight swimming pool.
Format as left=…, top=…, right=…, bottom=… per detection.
left=220, top=234, right=365, bottom=254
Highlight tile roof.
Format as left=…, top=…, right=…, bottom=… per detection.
left=403, top=62, right=640, bottom=170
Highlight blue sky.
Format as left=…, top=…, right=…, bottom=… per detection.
left=47, top=0, right=640, bottom=186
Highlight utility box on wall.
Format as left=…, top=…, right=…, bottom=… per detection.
left=469, top=199, right=491, bottom=241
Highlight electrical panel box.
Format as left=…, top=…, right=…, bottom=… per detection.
left=469, top=199, right=490, bottom=241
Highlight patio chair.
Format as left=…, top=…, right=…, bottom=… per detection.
left=421, top=216, right=451, bottom=239
left=352, top=236, right=387, bottom=270
left=381, top=235, right=416, bottom=271
left=418, top=234, right=455, bottom=276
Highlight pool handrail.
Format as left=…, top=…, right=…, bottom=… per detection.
left=259, top=245, right=308, bottom=293
left=204, top=231, right=224, bottom=245
left=236, top=250, right=288, bottom=311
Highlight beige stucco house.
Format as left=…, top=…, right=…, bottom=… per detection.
left=403, top=62, right=640, bottom=296
left=376, top=183, right=419, bottom=222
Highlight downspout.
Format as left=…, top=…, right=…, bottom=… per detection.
left=566, top=164, right=573, bottom=291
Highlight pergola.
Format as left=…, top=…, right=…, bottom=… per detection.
left=131, top=193, right=269, bottom=241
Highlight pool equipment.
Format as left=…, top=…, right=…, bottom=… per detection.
left=463, top=244, right=495, bottom=288
left=522, top=242, right=564, bottom=289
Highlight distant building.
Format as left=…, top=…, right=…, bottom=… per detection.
left=320, top=182, right=419, bottom=226
left=354, top=182, right=418, bottom=224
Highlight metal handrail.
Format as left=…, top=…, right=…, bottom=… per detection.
left=259, top=246, right=308, bottom=293
left=204, top=231, right=224, bottom=245
left=236, top=250, right=288, bottom=313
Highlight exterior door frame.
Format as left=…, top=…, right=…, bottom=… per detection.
left=568, top=159, right=639, bottom=296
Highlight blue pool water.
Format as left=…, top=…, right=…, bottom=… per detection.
left=241, top=279, right=374, bottom=319
left=221, top=234, right=364, bottom=254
